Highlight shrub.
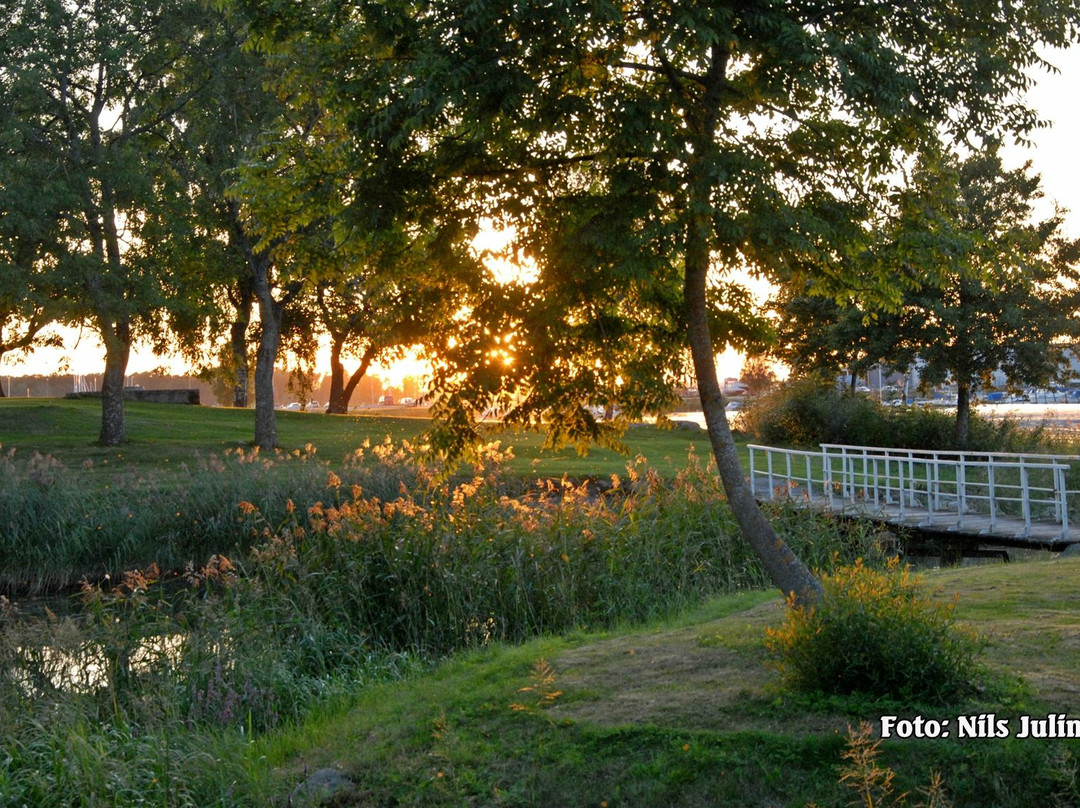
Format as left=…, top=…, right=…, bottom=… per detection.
left=741, top=375, right=1052, bottom=454
left=765, top=558, right=985, bottom=705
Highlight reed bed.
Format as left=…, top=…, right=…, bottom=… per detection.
left=0, top=440, right=882, bottom=807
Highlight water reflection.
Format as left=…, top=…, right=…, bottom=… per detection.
left=9, top=629, right=184, bottom=696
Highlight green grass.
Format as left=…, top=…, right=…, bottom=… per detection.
left=2, top=396, right=1077, bottom=806
left=241, top=559, right=1080, bottom=807
left=0, top=397, right=719, bottom=478
left=0, top=399, right=723, bottom=593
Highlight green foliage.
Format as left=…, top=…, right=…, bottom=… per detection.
left=772, top=147, right=1080, bottom=447
left=741, top=376, right=1047, bottom=453
left=766, top=559, right=986, bottom=705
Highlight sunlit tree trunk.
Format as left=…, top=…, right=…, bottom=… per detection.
left=684, top=43, right=823, bottom=607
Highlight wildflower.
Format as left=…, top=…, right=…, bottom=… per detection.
left=327, top=471, right=341, bottom=488
left=237, top=501, right=257, bottom=515
left=286, top=499, right=295, bottom=514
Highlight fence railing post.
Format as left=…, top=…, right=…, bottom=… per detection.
left=987, top=462, right=997, bottom=533
left=956, top=458, right=966, bottom=529
left=766, top=450, right=775, bottom=501
left=1057, top=464, right=1070, bottom=540
left=897, top=458, right=906, bottom=521
left=1020, top=460, right=1032, bottom=536
left=825, top=448, right=835, bottom=507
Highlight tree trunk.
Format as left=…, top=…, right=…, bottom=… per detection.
left=684, top=221, right=824, bottom=606
left=326, top=338, right=347, bottom=415
left=253, top=272, right=283, bottom=450
left=683, top=45, right=822, bottom=606
left=326, top=341, right=378, bottom=414
left=98, top=319, right=131, bottom=446
left=229, top=282, right=253, bottom=408
left=954, top=382, right=971, bottom=448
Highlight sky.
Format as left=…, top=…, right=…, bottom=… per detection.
left=4, top=46, right=1080, bottom=386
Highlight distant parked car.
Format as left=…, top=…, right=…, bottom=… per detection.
left=400, top=397, right=417, bottom=406
left=377, top=395, right=395, bottom=406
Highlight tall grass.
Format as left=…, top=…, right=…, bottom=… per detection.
left=0, top=441, right=431, bottom=594
left=0, top=440, right=883, bottom=807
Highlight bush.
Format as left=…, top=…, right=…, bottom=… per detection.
left=741, top=375, right=1051, bottom=453
left=765, top=559, right=985, bottom=705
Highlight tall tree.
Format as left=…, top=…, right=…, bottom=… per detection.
left=0, top=148, right=64, bottom=382
left=238, top=0, right=1080, bottom=604
left=228, top=2, right=488, bottom=443
left=880, top=149, right=1080, bottom=446
left=1, top=0, right=205, bottom=443
left=153, top=5, right=291, bottom=420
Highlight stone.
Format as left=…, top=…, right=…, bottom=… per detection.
left=289, top=768, right=354, bottom=807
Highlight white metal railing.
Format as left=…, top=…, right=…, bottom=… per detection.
left=747, top=443, right=1080, bottom=539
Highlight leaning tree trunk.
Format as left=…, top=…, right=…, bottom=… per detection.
left=683, top=50, right=823, bottom=606
left=98, top=318, right=131, bottom=446
left=684, top=221, right=824, bottom=607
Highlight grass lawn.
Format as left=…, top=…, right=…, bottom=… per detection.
left=251, top=559, right=1080, bottom=807
left=0, top=397, right=719, bottom=479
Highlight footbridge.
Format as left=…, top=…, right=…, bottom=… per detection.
left=747, top=443, right=1080, bottom=551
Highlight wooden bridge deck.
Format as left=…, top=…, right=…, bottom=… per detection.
left=746, top=443, right=1080, bottom=553
left=749, top=474, right=1080, bottom=551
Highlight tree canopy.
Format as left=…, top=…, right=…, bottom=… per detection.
left=0, top=0, right=211, bottom=442
left=232, top=0, right=1080, bottom=603
left=775, top=146, right=1080, bottom=446
left=884, top=148, right=1080, bottom=445
left=2, top=0, right=1078, bottom=602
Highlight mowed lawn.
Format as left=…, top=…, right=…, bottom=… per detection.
left=247, top=558, right=1080, bottom=808
left=0, top=397, right=723, bottom=479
